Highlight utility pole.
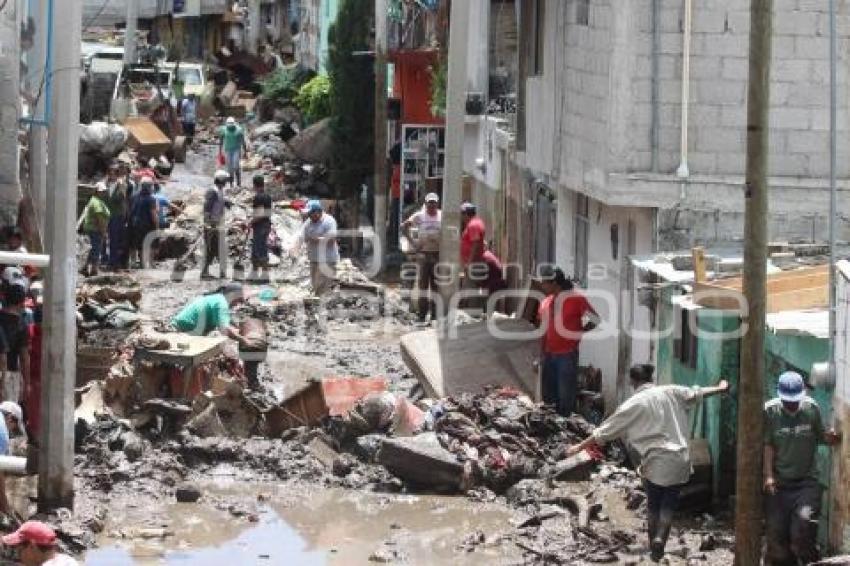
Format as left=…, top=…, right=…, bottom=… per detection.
left=373, top=0, right=388, bottom=270
left=437, top=0, right=470, bottom=313
left=27, top=0, right=49, bottom=241
left=734, top=0, right=773, bottom=563
left=39, top=0, right=82, bottom=511
left=123, top=0, right=138, bottom=65
left=247, top=0, right=262, bottom=54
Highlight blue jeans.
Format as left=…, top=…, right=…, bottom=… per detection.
left=88, top=231, right=104, bottom=266
left=541, top=350, right=579, bottom=416
left=251, top=223, right=270, bottom=267
left=225, top=149, right=241, bottom=186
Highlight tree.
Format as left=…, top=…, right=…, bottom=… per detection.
left=327, top=0, right=375, bottom=206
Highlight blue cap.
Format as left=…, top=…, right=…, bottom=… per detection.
left=306, top=200, right=323, bottom=214
left=777, top=371, right=805, bottom=402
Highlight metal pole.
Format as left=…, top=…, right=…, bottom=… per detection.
left=437, top=0, right=470, bottom=314
left=373, top=0, right=388, bottom=270
left=27, top=0, right=49, bottom=239
left=123, top=0, right=138, bottom=66
left=829, top=0, right=837, bottom=396
left=39, top=0, right=81, bottom=511
left=734, top=0, right=773, bottom=563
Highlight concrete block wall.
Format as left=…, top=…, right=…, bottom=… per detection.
left=0, top=0, right=20, bottom=226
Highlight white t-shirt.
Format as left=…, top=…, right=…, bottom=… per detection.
left=407, top=208, right=442, bottom=252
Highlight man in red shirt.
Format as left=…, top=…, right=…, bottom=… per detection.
left=460, top=202, right=486, bottom=267
left=537, top=266, right=598, bottom=416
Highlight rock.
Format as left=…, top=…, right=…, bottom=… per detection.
left=175, top=482, right=202, bottom=503
left=332, top=455, right=355, bottom=477
left=626, top=490, right=646, bottom=510
left=307, top=436, right=341, bottom=469
left=505, top=479, right=551, bottom=506
left=376, top=433, right=472, bottom=492
left=354, top=434, right=384, bottom=463
left=186, top=404, right=227, bottom=438
left=252, top=122, right=282, bottom=138
left=121, top=432, right=145, bottom=462
left=699, top=533, right=718, bottom=552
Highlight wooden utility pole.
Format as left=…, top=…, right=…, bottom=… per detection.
left=39, top=0, right=82, bottom=511
left=437, top=0, right=470, bottom=311
left=734, top=0, right=773, bottom=562
left=123, top=0, right=138, bottom=65
left=373, top=0, right=388, bottom=269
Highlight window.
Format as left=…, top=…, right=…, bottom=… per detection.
left=673, top=304, right=699, bottom=369
left=576, top=0, right=590, bottom=26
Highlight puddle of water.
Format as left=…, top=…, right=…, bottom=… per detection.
left=86, top=485, right=518, bottom=565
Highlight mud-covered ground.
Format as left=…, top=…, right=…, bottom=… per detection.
left=62, top=147, right=737, bottom=565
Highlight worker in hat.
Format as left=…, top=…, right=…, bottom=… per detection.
left=104, top=161, right=132, bottom=270
left=219, top=117, right=248, bottom=188
left=201, top=170, right=230, bottom=279
left=763, top=371, right=841, bottom=565
left=81, top=183, right=111, bottom=277
left=127, top=176, right=159, bottom=269
left=2, top=520, right=78, bottom=565
left=568, top=365, right=730, bottom=562
left=249, top=173, right=272, bottom=281
left=292, top=200, right=338, bottom=296
left=401, top=193, right=442, bottom=321
left=0, top=401, right=27, bottom=457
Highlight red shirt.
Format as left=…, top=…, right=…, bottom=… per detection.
left=460, top=217, right=486, bottom=264
left=538, top=291, right=594, bottom=355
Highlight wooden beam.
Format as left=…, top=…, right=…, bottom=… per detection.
left=692, top=246, right=707, bottom=283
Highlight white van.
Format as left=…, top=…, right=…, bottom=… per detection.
left=161, top=63, right=206, bottom=97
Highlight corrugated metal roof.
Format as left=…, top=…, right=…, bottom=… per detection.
left=766, top=309, right=830, bottom=339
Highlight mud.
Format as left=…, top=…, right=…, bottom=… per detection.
left=65, top=144, right=738, bottom=565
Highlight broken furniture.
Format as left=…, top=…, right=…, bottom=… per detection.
left=133, top=334, right=227, bottom=399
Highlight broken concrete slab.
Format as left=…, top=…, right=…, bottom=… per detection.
left=400, top=319, right=539, bottom=399
left=551, top=451, right=595, bottom=482
left=306, top=436, right=340, bottom=469
left=376, top=433, right=471, bottom=492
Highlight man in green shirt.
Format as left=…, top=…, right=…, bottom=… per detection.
left=219, top=117, right=248, bottom=188
left=82, top=184, right=111, bottom=276
left=170, top=284, right=250, bottom=346
left=763, top=371, right=841, bottom=565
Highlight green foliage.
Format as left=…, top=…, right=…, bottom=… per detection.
left=327, top=0, right=375, bottom=198
left=429, top=57, right=447, bottom=118
left=260, top=66, right=314, bottom=103
left=294, top=75, right=332, bottom=124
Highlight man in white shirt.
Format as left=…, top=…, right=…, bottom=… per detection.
left=293, top=200, right=339, bottom=296
left=567, top=364, right=730, bottom=562
left=402, top=193, right=442, bottom=321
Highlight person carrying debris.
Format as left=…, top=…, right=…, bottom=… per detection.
left=219, top=117, right=248, bottom=188
left=402, top=192, right=442, bottom=322
left=170, top=284, right=251, bottom=346
left=127, top=177, right=159, bottom=269
left=249, top=173, right=273, bottom=281
left=81, top=183, right=111, bottom=277
left=2, top=521, right=79, bottom=565
left=567, top=365, right=730, bottom=562
left=536, top=267, right=598, bottom=417
left=763, top=371, right=841, bottom=565
left=104, top=162, right=131, bottom=270
left=201, top=170, right=230, bottom=280
left=180, top=93, right=197, bottom=145
left=0, top=270, right=30, bottom=407
left=292, top=200, right=338, bottom=296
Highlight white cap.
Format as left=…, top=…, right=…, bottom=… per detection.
left=425, top=193, right=439, bottom=203
left=226, top=117, right=236, bottom=125
left=214, top=169, right=230, bottom=181
left=148, top=158, right=157, bottom=168
left=95, top=181, right=109, bottom=193
left=0, top=401, right=26, bottom=439
left=1, top=267, right=28, bottom=290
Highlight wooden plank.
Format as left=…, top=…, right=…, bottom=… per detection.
left=400, top=319, right=540, bottom=399
left=692, top=247, right=707, bottom=284
left=123, top=117, right=171, bottom=157
left=134, top=334, right=227, bottom=367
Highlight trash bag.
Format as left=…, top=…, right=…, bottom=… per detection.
left=79, top=122, right=128, bottom=158
left=216, top=151, right=226, bottom=167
